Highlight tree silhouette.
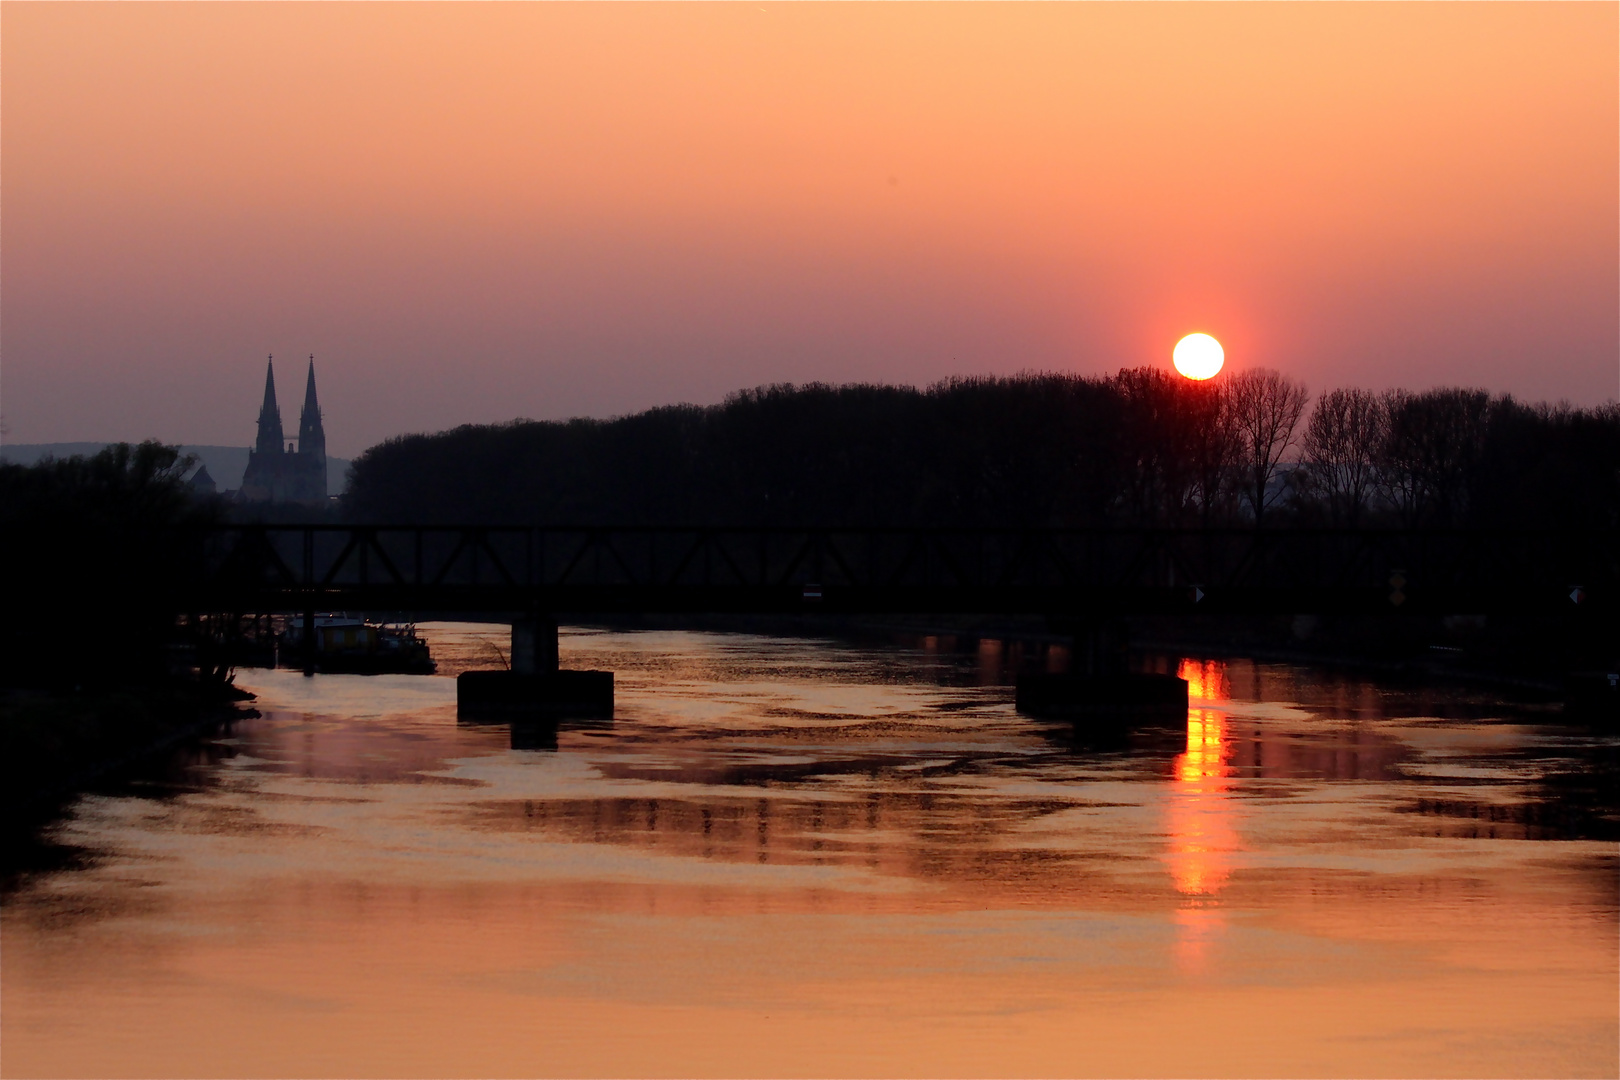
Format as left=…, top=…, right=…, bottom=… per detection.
left=1379, top=388, right=1491, bottom=526
left=1302, top=388, right=1385, bottom=526
left=1227, top=369, right=1309, bottom=525
left=342, top=371, right=1618, bottom=532
left=1, top=442, right=222, bottom=689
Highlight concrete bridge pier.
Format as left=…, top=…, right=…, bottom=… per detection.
left=456, top=615, right=614, bottom=719
left=1016, top=616, right=1187, bottom=723
left=510, top=616, right=559, bottom=675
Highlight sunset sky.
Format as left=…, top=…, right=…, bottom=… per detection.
left=3, top=3, right=1615, bottom=456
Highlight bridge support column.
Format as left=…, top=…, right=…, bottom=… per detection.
left=456, top=614, right=613, bottom=720
left=510, top=617, right=559, bottom=676
left=1016, top=616, right=1186, bottom=725
left=302, top=606, right=315, bottom=677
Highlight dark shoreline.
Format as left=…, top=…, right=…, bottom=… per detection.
left=537, top=611, right=1591, bottom=697
left=1, top=685, right=258, bottom=888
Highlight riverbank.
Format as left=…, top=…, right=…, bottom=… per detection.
left=1, top=683, right=257, bottom=884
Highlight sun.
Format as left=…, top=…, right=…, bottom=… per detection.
left=1173, top=333, right=1224, bottom=380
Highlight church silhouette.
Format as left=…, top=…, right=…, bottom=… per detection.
left=239, top=355, right=327, bottom=503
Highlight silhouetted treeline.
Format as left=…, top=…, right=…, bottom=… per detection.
left=0, top=442, right=221, bottom=689
left=345, top=371, right=1620, bottom=530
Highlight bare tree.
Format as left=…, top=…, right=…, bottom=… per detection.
left=1377, top=389, right=1423, bottom=524
left=1111, top=367, right=1198, bottom=525
left=1181, top=377, right=1242, bottom=525
left=1228, top=368, right=1309, bottom=524
left=1379, top=388, right=1492, bottom=526
left=1303, top=388, right=1386, bottom=525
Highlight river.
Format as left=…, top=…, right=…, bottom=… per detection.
left=3, top=624, right=1616, bottom=1077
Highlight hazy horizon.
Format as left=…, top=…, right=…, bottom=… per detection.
left=3, top=3, right=1616, bottom=458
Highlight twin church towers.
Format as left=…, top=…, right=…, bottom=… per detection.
left=240, top=355, right=328, bottom=503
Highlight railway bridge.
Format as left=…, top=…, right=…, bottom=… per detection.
left=178, top=523, right=1616, bottom=717
left=188, top=523, right=1614, bottom=617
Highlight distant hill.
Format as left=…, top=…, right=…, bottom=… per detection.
left=0, top=443, right=350, bottom=494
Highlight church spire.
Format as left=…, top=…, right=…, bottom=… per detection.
left=297, top=355, right=326, bottom=461
left=255, top=355, right=285, bottom=455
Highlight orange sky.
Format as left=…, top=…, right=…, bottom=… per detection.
left=3, top=2, right=1615, bottom=455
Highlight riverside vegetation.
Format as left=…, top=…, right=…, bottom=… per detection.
left=1, top=443, right=250, bottom=872
left=344, top=369, right=1619, bottom=680
left=346, top=369, right=1620, bottom=530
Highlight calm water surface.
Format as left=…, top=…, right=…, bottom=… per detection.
left=4, top=626, right=1616, bottom=1078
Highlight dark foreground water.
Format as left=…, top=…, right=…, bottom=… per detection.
left=3, top=626, right=1616, bottom=1078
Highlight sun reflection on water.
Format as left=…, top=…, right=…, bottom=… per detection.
left=1167, top=659, right=1240, bottom=972
left=1179, top=657, right=1231, bottom=703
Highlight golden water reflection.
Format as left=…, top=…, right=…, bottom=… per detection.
left=1179, top=657, right=1231, bottom=703
left=3, top=630, right=1616, bottom=1078
left=1165, top=659, right=1239, bottom=970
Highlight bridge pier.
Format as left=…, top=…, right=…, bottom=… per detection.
left=1016, top=617, right=1187, bottom=723
left=510, top=617, right=559, bottom=675
left=456, top=615, right=614, bottom=719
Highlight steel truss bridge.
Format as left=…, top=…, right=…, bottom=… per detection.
left=179, top=524, right=1616, bottom=618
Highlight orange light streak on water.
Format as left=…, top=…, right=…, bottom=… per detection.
left=1166, top=659, right=1240, bottom=971
left=1179, top=656, right=1231, bottom=702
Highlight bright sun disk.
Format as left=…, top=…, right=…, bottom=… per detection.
left=1173, top=333, right=1224, bottom=380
